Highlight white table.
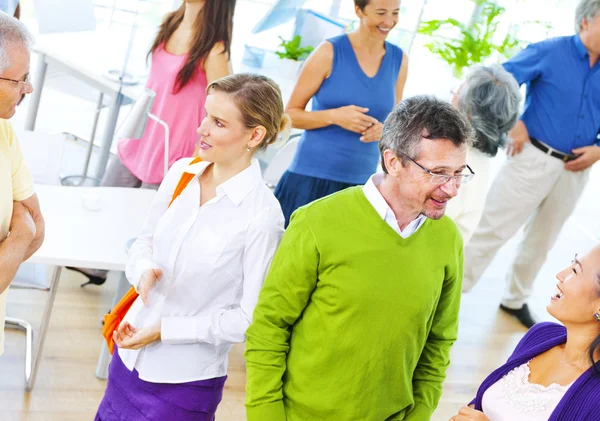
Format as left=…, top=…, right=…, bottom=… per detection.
left=23, top=184, right=156, bottom=389
left=24, top=29, right=145, bottom=180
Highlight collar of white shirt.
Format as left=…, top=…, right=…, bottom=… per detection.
left=183, top=158, right=264, bottom=206
left=362, top=173, right=427, bottom=238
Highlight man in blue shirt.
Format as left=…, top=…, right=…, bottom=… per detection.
left=463, top=0, right=600, bottom=328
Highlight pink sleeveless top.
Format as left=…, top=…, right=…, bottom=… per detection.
left=118, top=45, right=207, bottom=184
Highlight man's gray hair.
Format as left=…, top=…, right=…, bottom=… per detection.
left=379, top=95, right=474, bottom=173
left=0, top=11, right=33, bottom=73
left=575, top=0, right=600, bottom=32
left=457, top=64, right=521, bottom=157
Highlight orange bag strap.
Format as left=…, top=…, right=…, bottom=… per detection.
left=103, top=157, right=205, bottom=355
left=168, top=157, right=203, bottom=207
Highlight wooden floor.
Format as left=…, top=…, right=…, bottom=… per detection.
left=1, top=170, right=598, bottom=420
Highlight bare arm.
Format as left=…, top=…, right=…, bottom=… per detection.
left=204, top=42, right=232, bottom=84
left=285, top=41, right=335, bottom=130
left=356, top=52, right=410, bottom=143
left=19, top=194, right=45, bottom=260
left=395, top=52, right=408, bottom=104
left=0, top=200, right=37, bottom=293
left=285, top=42, right=378, bottom=132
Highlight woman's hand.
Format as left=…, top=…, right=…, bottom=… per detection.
left=332, top=105, right=379, bottom=134
left=360, top=121, right=383, bottom=142
left=449, top=406, right=490, bottom=421
left=113, top=321, right=161, bottom=350
left=138, top=268, right=163, bottom=307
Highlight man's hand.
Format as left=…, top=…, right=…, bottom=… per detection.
left=0, top=201, right=38, bottom=294
left=138, top=268, right=163, bottom=307
left=564, top=145, right=600, bottom=172
left=506, top=120, right=530, bottom=157
left=449, top=405, right=490, bottom=421
left=360, top=121, right=383, bottom=142
left=9, top=201, right=36, bottom=243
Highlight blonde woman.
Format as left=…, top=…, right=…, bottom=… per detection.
left=95, top=74, right=289, bottom=421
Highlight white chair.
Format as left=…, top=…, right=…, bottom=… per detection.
left=17, top=130, right=65, bottom=185
left=6, top=130, right=65, bottom=390
left=262, top=133, right=301, bottom=189
left=12, top=130, right=64, bottom=291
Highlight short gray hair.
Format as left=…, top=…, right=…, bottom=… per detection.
left=379, top=95, right=474, bottom=173
left=0, top=11, right=33, bottom=73
left=457, top=64, right=521, bottom=157
left=575, top=0, right=600, bottom=32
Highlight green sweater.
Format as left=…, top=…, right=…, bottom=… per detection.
left=245, top=187, right=463, bottom=421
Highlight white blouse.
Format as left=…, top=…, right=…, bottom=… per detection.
left=119, top=158, right=285, bottom=383
left=482, top=361, right=572, bottom=421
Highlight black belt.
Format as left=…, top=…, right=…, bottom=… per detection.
left=529, top=137, right=579, bottom=162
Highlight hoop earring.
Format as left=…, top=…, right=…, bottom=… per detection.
left=594, top=313, right=600, bottom=322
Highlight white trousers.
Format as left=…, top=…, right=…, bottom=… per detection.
left=463, top=143, right=590, bottom=309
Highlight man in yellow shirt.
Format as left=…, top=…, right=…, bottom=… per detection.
left=0, top=11, right=44, bottom=356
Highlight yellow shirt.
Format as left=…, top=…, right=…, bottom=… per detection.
left=0, top=119, right=34, bottom=356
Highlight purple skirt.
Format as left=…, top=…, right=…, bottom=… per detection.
left=95, top=349, right=226, bottom=421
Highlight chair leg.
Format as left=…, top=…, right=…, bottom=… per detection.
left=82, top=92, right=105, bottom=178
left=26, top=266, right=63, bottom=391
left=4, top=317, right=33, bottom=385
left=60, top=92, right=104, bottom=187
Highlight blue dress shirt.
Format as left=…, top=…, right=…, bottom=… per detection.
left=503, top=35, right=600, bottom=154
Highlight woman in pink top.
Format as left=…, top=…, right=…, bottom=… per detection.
left=105, top=0, right=234, bottom=188
left=68, top=0, right=235, bottom=286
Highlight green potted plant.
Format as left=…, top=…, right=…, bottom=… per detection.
left=276, top=35, right=315, bottom=79
left=417, top=0, right=528, bottom=78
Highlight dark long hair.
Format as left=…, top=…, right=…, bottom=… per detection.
left=590, top=269, right=600, bottom=374
left=354, top=0, right=369, bottom=10
left=148, top=0, right=236, bottom=93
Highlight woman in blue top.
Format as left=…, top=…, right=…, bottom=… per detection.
left=275, top=0, right=407, bottom=225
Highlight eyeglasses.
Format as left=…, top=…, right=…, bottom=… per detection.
left=0, top=74, right=32, bottom=91
left=401, top=154, right=475, bottom=185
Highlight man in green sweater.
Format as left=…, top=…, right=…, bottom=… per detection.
left=245, top=96, right=474, bottom=421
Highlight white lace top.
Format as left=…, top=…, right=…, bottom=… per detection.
left=482, top=361, right=572, bottom=421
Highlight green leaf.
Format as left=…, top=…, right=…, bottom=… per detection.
left=276, top=35, right=315, bottom=61
left=416, top=0, right=552, bottom=76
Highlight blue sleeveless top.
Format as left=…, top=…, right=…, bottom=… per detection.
left=288, top=34, right=403, bottom=184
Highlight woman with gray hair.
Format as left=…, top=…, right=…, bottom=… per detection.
left=445, top=64, right=521, bottom=244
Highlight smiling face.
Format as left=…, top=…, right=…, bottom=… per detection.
left=195, top=91, right=266, bottom=165
left=355, top=0, right=400, bottom=41
left=385, top=137, right=467, bottom=220
left=0, top=44, right=32, bottom=119
left=548, top=246, right=600, bottom=325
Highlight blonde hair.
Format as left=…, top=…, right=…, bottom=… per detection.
left=206, top=73, right=291, bottom=149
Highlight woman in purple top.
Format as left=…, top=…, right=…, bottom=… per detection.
left=451, top=245, right=600, bottom=421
